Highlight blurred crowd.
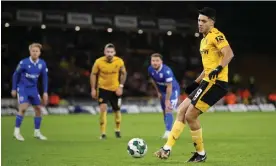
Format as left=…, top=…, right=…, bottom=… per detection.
left=2, top=26, right=276, bottom=107
left=1, top=26, right=201, bottom=98
left=2, top=2, right=276, bottom=106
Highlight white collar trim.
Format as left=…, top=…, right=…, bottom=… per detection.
left=156, top=64, right=163, bottom=72
left=29, top=57, right=39, bottom=65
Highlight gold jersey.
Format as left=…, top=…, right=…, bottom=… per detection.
left=200, top=27, right=229, bottom=82
left=92, top=56, right=126, bottom=91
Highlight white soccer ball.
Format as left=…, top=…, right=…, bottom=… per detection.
left=127, top=138, right=148, bottom=158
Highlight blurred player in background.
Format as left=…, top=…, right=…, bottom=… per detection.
left=90, top=43, right=127, bottom=139
left=148, top=53, right=180, bottom=139
left=155, top=7, right=234, bottom=162
left=11, top=43, right=49, bottom=141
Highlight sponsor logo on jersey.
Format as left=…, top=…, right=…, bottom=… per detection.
left=25, top=73, right=39, bottom=79
left=101, top=71, right=117, bottom=75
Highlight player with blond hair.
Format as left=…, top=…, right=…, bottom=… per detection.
left=12, top=43, right=49, bottom=141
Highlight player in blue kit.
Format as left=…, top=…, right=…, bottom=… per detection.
left=148, top=53, right=180, bottom=139
left=11, top=43, right=48, bottom=141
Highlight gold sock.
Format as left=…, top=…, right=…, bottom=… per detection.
left=165, top=120, right=185, bottom=147
left=114, top=111, right=121, bottom=131
left=99, top=111, right=107, bottom=135
left=191, top=128, right=204, bottom=152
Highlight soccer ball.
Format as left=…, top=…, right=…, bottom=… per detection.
left=127, top=138, right=148, bottom=158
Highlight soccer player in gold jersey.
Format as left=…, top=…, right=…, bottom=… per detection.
left=90, top=43, right=127, bottom=139
left=154, top=7, right=234, bottom=162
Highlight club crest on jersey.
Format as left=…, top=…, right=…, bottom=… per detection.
left=38, top=64, right=42, bottom=69
left=28, top=65, right=31, bottom=68
left=159, top=73, right=163, bottom=78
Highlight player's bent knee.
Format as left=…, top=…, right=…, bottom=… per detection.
left=99, top=103, right=108, bottom=111
left=176, top=98, right=191, bottom=121
left=185, top=105, right=200, bottom=123
left=18, top=103, right=29, bottom=114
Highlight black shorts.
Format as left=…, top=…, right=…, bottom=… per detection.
left=188, top=80, right=228, bottom=112
left=98, top=88, right=121, bottom=111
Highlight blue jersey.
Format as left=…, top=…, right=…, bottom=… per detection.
left=148, top=64, right=180, bottom=111
left=12, top=57, right=48, bottom=93
left=148, top=64, right=180, bottom=94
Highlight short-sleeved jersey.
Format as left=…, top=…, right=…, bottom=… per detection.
left=148, top=64, right=180, bottom=93
left=200, top=28, right=229, bottom=82
left=12, top=57, right=48, bottom=92
left=92, top=56, right=125, bottom=91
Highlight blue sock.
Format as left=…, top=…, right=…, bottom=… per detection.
left=15, top=115, right=24, bottom=128
left=34, top=117, right=42, bottom=129
left=165, top=112, right=173, bottom=131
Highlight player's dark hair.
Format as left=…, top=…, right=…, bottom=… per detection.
left=105, top=43, right=115, bottom=49
left=151, top=53, right=163, bottom=60
left=199, top=7, right=216, bottom=21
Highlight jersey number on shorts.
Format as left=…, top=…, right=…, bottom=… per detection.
left=170, top=99, right=178, bottom=110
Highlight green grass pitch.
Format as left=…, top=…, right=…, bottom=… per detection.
left=2, top=112, right=276, bottom=166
